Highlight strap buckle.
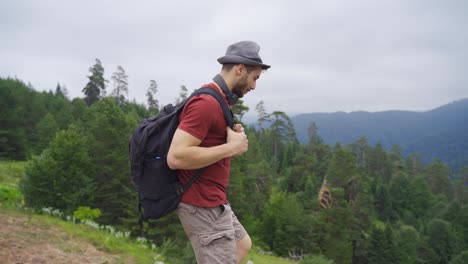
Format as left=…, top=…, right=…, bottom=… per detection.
left=175, top=182, right=185, bottom=196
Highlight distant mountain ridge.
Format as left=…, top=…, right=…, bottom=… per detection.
left=291, top=98, right=468, bottom=173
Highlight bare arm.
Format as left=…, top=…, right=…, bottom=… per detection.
left=167, top=125, right=247, bottom=170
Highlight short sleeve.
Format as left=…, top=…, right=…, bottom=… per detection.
left=178, top=95, right=221, bottom=141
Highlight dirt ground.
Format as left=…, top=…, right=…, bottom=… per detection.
left=0, top=211, right=121, bottom=264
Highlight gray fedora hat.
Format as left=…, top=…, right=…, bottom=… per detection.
left=217, top=41, right=271, bottom=70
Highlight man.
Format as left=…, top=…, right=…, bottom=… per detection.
left=167, top=41, right=270, bottom=263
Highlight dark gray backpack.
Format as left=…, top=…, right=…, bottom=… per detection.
left=128, top=87, right=234, bottom=231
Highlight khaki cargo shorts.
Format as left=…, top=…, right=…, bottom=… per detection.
left=176, top=202, right=247, bottom=264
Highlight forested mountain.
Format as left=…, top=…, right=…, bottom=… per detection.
left=2, top=70, right=468, bottom=264
left=292, top=99, right=468, bottom=172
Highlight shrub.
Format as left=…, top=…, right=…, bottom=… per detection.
left=73, top=206, right=101, bottom=221
left=20, top=124, right=96, bottom=213
left=0, top=184, right=23, bottom=207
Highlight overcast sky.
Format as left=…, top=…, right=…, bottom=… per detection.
left=1, top=0, right=467, bottom=118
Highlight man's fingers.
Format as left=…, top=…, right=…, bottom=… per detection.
left=234, top=124, right=244, bottom=132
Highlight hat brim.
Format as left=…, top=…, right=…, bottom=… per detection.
left=218, top=55, right=271, bottom=70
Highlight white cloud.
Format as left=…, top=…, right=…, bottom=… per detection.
left=1, top=0, right=467, bottom=115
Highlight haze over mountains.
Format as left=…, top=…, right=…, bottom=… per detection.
left=290, top=98, right=468, bottom=173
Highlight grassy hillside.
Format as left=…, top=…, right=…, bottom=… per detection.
left=0, top=209, right=296, bottom=264
left=0, top=208, right=160, bottom=263
left=0, top=161, right=297, bottom=264
left=0, top=161, right=158, bottom=263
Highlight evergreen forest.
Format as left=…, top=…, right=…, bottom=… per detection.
left=291, top=99, right=468, bottom=173
left=1, top=60, right=467, bottom=263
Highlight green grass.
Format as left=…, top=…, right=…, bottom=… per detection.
left=0, top=160, right=26, bottom=185
left=0, top=161, right=160, bottom=262
left=246, top=248, right=297, bottom=264
left=2, top=208, right=297, bottom=264
left=1, top=208, right=162, bottom=263
left=44, top=217, right=157, bottom=262
left=0, top=184, right=23, bottom=208
left=0, top=161, right=26, bottom=208
left=0, top=161, right=297, bottom=263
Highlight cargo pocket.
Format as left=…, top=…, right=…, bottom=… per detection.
left=195, top=206, right=237, bottom=263
left=200, top=229, right=235, bottom=245
left=199, top=229, right=236, bottom=256
left=199, top=208, right=234, bottom=246
left=199, top=206, right=235, bottom=250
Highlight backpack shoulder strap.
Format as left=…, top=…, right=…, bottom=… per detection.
left=180, top=87, right=235, bottom=193
left=191, top=87, right=235, bottom=129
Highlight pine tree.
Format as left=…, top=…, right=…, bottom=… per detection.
left=55, top=83, right=64, bottom=98
left=175, top=85, right=188, bottom=105
left=405, top=153, right=425, bottom=179
left=269, top=111, right=297, bottom=160
left=383, top=225, right=399, bottom=263
left=389, top=145, right=404, bottom=173
left=426, top=159, right=452, bottom=199
left=389, top=172, right=412, bottom=217
left=34, top=113, right=59, bottom=154
left=0, top=78, right=28, bottom=158
left=82, top=59, right=106, bottom=106
left=427, top=219, right=455, bottom=264
left=350, top=136, right=369, bottom=167
left=374, top=183, right=394, bottom=221
left=85, top=98, right=136, bottom=225
left=368, top=226, right=386, bottom=264
left=327, top=144, right=356, bottom=188
left=284, top=147, right=318, bottom=194
left=232, top=98, right=249, bottom=123
left=346, top=175, right=375, bottom=263
left=320, top=202, right=354, bottom=264
left=409, top=176, right=435, bottom=218
left=55, top=82, right=69, bottom=98
left=71, top=98, right=88, bottom=122
left=308, top=122, right=323, bottom=147
left=363, top=224, right=399, bottom=263
left=146, top=80, right=159, bottom=113
left=261, top=190, right=310, bottom=256
left=110, top=65, right=128, bottom=105
left=255, top=100, right=269, bottom=130
left=367, top=143, right=392, bottom=182
left=52, top=96, right=73, bottom=130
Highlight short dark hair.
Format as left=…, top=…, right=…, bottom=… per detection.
left=221, top=64, right=257, bottom=73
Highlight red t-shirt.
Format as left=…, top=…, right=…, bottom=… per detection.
left=176, top=83, right=231, bottom=207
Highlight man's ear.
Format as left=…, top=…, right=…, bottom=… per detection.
left=236, top=64, right=245, bottom=75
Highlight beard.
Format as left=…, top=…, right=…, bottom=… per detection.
left=231, top=74, right=249, bottom=98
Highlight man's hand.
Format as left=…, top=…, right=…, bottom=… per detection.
left=227, top=125, right=248, bottom=156
left=233, top=124, right=245, bottom=133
